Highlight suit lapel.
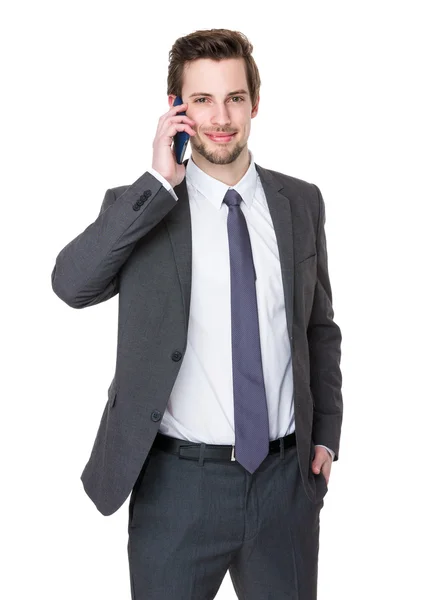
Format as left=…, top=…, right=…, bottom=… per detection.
left=164, top=158, right=295, bottom=338
left=255, top=163, right=295, bottom=335
left=162, top=172, right=193, bottom=335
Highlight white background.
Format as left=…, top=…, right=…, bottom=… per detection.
left=1, top=1, right=433, bottom=598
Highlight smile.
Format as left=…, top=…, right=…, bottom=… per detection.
left=205, top=133, right=236, bottom=143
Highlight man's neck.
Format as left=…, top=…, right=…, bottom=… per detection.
left=190, top=147, right=251, bottom=187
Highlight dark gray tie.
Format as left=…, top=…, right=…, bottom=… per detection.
left=223, top=188, right=270, bottom=474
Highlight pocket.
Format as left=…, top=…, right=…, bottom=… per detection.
left=315, top=469, right=328, bottom=504
left=319, top=470, right=328, bottom=490
left=128, top=453, right=153, bottom=529
left=296, top=252, right=317, bottom=266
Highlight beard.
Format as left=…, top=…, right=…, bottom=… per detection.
left=190, top=132, right=246, bottom=165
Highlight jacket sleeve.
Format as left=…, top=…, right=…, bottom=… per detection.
left=308, top=184, right=343, bottom=461
left=51, top=171, right=177, bottom=309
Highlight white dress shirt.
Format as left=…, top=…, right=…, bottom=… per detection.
left=148, top=152, right=334, bottom=461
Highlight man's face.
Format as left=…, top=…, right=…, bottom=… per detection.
left=170, top=57, right=259, bottom=166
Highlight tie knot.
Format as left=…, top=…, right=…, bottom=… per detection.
left=223, top=188, right=242, bottom=207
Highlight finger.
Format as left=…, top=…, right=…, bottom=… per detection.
left=161, top=103, right=193, bottom=123
left=311, top=459, right=326, bottom=474
left=321, top=464, right=332, bottom=484
left=170, top=101, right=188, bottom=112
left=157, top=114, right=196, bottom=136
left=167, top=115, right=196, bottom=126
left=165, top=122, right=196, bottom=138
left=155, top=123, right=196, bottom=147
left=159, top=102, right=187, bottom=117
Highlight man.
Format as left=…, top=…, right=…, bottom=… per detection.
left=51, top=28, right=343, bottom=600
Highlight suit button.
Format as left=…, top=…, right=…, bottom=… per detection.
left=137, top=198, right=145, bottom=206
left=151, top=410, right=162, bottom=422
left=143, top=189, right=152, bottom=198
left=132, top=203, right=140, bottom=211
left=171, top=350, right=182, bottom=361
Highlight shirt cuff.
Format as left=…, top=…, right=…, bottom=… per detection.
left=315, top=444, right=335, bottom=461
left=148, top=168, right=178, bottom=201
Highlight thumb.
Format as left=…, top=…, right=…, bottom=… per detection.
left=312, top=462, right=322, bottom=474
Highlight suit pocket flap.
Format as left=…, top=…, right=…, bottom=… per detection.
left=296, top=252, right=317, bottom=266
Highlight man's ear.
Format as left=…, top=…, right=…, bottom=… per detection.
left=168, top=95, right=177, bottom=108
left=251, top=93, right=260, bottom=118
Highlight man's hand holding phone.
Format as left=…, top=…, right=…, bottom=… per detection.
left=152, top=102, right=196, bottom=189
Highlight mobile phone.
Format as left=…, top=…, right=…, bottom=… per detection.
left=173, top=95, right=190, bottom=164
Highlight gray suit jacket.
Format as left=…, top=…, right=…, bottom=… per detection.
left=51, top=158, right=343, bottom=516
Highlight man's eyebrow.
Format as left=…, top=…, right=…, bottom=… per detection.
left=188, top=89, right=248, bottom=98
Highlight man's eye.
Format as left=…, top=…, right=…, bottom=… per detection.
left=193, top=97, right=245, bottom=103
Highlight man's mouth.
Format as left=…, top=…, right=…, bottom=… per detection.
left=205, top=133, right=236, bottom=143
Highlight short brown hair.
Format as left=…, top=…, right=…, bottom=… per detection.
left=167, top=29, right=261, bottom=108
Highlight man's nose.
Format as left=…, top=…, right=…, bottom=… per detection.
left=211, top=103, right=231, bottom=126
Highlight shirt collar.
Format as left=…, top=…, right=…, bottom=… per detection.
left=186, top=150, right=257, bottom=210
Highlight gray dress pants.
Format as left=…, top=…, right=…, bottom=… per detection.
left=127, top=435, right=327, bottom=600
